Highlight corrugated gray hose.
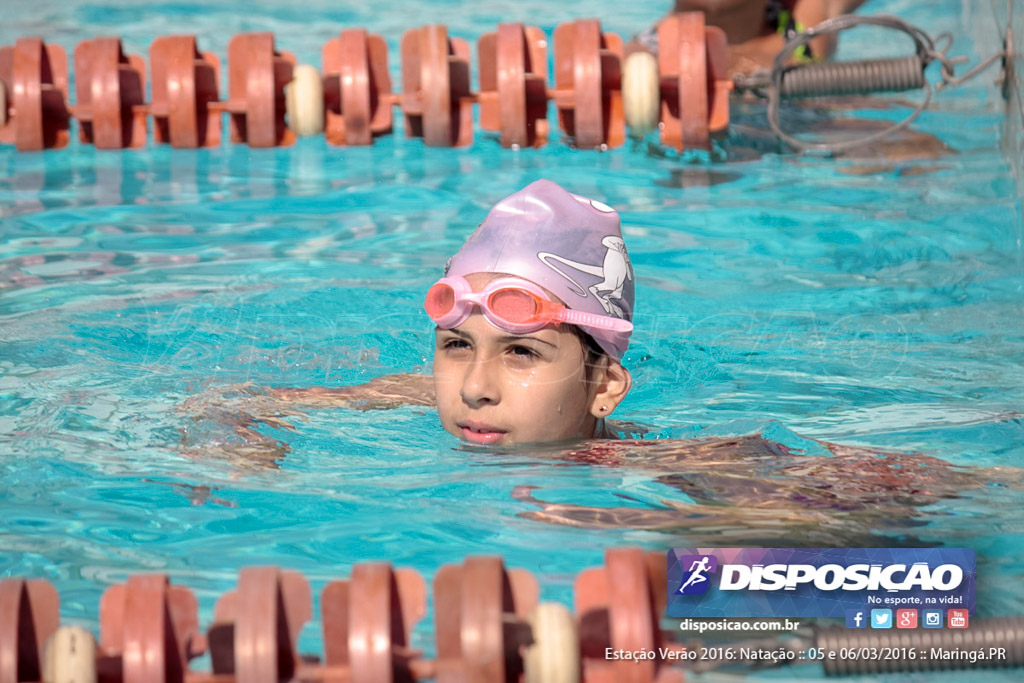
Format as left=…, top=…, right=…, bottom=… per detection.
left=763, top=14, right=941, bottom=155
left=778, top=55, right=925, bottom=98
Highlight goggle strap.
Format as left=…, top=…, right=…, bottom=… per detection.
left=562, top=309, right=634, bottom=333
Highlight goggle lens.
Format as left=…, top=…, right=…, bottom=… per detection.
left=425, top=283, right=456, bottom=319
left=487, top=288, right=542, bottom=324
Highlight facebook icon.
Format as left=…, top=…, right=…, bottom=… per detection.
left=845, top=609, right=867, bottom=629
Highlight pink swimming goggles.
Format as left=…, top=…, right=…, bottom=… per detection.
left=425, top=276, right=634, bottom=335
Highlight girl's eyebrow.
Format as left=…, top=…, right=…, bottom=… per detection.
left=436, top=327, right=556, bottom=350
left=496, top=334, right=557, bottom=349
left=436, top=327, right=470, bottom=339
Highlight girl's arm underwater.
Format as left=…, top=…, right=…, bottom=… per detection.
left=513, top=433, right=1024, bottom=545
left=177, top=374, right=434, bottom=466
left=268, top=373, right=435, bottom=410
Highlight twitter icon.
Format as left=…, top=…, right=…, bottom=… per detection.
left=871, top=609, right=893, bottom=629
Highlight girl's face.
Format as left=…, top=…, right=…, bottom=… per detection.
left=432, top=274, right=607, bottom=446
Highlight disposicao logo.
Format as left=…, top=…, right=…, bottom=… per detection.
left=675, top=555, right=718, bottom=595
left=666, top=548, right=976, bottom=619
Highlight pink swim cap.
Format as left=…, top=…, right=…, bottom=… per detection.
left=445, top=180, right=635, bottom=360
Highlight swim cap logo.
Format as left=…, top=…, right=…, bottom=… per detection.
left=537, top=236, right=633, bottom=318
left=676, top=555, right=718, bottom=595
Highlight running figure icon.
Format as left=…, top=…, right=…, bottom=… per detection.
left=678, top=556, right=713, bottom=594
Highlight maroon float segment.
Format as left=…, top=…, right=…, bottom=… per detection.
left=575, top=548, right=686, bottom=683
left=552, top=19, right=624, bottom=150
left=401, top=25, right=474, bottom=147
left=72, top=37, right=147, bottom=148
left=0, top=38, right=71, bottom=151
left=322, top=29, right=394, bottom=145
left=0, top=579, right=60, bottom=683
left=222, top=33, right=296, bottom=148
left=434, top=556, right=539, bottom=683
left=657, top=12, right=732, bottom=151
left=321, top=562, right=426, bottom=683
left=99, top=574, right=203, bottom=683
left=149, top=35, right=221, bottom=148
left=478, top=23, right=549, bottom=148
left=210, top=567, right=311, bottom=683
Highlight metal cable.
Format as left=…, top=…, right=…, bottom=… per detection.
left=766, top=14, right=937, bottom=155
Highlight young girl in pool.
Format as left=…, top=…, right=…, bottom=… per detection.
left=427, top=179, right=636, bottom=446
left=271, top=178, right=637, bottom=447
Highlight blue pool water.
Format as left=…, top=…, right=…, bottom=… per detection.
left=2, top=0, right=1023, bottom=679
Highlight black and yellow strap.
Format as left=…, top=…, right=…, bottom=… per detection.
left=765, top=0, right=818, bottom=63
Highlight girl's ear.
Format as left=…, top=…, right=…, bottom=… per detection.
left=588, top=360, right=632, bottom=418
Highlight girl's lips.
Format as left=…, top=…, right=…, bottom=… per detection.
left=459, top=424, right=507, bottom=444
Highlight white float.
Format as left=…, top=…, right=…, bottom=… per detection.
left=622, top=51, right=660, bottom=136
left=285, top=64, right=325, bottom=137
left=523, top=602, right=581, bottom=683
left=42, top=626, right=97, bottom=683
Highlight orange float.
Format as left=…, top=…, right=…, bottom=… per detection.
left=72, top=37, right=147, bottom=149
left=0, top=38, right=71, bottom=151
left=434, top=556, right=538, bottom=683
left=149, top=35, right=221, bottom=148
left=321, top=562, right=427, bottom=682
left=209, top=567, right=311, bottom=683
left=222, top=32, right=296, bottom=148
left=99, top=574, right=204, bottom=683
left=575, top=548, right=684, bottom=683
left=478, top=23, right=549, bottom=148
left=0, top=20, right=740, bottom=153
left=322, top=29, right=393, bottom=145
left=552, top=19, right=624, bottom=150
left=0, top=578, right=60, bottom=683
left=656, top=12, right=732, bottom=151
left=401, top=25, right=473, bottom=147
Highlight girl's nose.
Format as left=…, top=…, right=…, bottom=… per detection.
left=459, top=354, right=501, bottom=407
